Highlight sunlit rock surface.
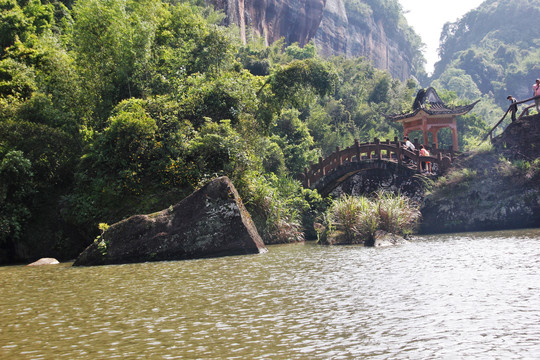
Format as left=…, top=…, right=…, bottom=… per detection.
left=73, top=177, right=266, bottom=266
left=27, top=258, right=60, bottom=266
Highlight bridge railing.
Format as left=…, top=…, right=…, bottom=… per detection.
left=301, top=137, right=455, bottom=188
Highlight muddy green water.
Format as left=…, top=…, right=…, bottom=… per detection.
left=2, top=229, right=540, bottom=359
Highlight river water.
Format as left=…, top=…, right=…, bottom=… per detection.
left=2, top=229, right=540, bottom=359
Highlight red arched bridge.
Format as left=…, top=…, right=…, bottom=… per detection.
left=301, top=138, right=455, bottom=196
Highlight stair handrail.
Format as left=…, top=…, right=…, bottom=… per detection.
left=482, top=95, right=540, bottom=142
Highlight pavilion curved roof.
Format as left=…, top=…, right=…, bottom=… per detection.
left=387, top=87, right=480, bottom=122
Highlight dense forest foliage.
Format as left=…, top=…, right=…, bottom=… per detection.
left=430, top=0, right=540, bottom=124
left=0, top=0, right=489, bottom=263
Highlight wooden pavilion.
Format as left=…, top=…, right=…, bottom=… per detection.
left=387, top=87, right=479, bottom=151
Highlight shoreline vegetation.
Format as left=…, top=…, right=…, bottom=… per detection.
left=316, top=192, right=421, bottom=246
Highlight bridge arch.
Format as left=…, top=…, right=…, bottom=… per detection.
left=310, top=160, right=419, bottom=197
left=301, top=138, right=454, bottom=197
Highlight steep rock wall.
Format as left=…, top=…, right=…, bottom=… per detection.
left=207, top=0, right=412, bottom=80
left=209, top=0, right=325, bottom=46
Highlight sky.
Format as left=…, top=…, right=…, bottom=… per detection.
left=398, top=0, right=485, bottom=74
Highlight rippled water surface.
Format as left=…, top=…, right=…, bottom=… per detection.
left=2, top=229, right=540, bottom=359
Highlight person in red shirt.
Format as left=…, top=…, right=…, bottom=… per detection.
left=533, top=79, right=540, bottom=113
left=419, top=145, right=431, bottom=173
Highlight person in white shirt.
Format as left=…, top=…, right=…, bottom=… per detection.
left=403, top=136, right=415, bottom=151
left=402, top=136, right=415, bottom=164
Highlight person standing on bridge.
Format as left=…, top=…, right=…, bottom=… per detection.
left=419, top=145, right=431, bottom=173
left=533, top=79, right=540, bottom=113
left=402, top=136, right=415, bottom=165
left=403, top=136, right=415, bottom=151
left=507, top=95, right=518, bottom=122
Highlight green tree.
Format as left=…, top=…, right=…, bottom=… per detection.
left=272, top=109, right=318, bottom=175
left=177, top=71, right=259, bottom=127
left=285, top=41, right=317, bottom=60
left=0, top=150, right=34, bottom=244
left=0, top=57, right=36, bottom=100
left=0, top=0, right=30, bottom=53
left=0, top=120, right=77, bottom=187
left=23, top=0, right=54, bottom=34
left=145, top=1, right=236, bottom=96
left=188, top=119, right=253, bottom=184
left=431, top=66, right=481, bottom=100
left=0, top=120, right=77, bottom=259
left=257, top=58, right=337, bottom=130
left=86, top=100, right=158, bottom=196
left=369, top=75, right=391, bottom=103
left=72, top=0, right=161, bottom=124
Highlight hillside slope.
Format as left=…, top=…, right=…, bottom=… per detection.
left=431, top=0, right=540, bottom=107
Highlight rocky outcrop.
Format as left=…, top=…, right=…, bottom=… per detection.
left=207, top=0, right=414, bottom=80
left=320, top=227, right=407, bottom=247
left=420, top=161, right=540, bottom=233
left=420, top=114, right=540, bottom=234
left=492, top=113, right=540, bottom=159
left=370, top=230, right=407, bottom=247
left=327, top=162, right=428, bottom=203
left=73, top=177, right=266, bottom=266
left=208, top=0, right=325, bottom=46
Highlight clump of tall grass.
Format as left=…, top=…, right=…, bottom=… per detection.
left=374, top=191, right=421, bottom=236
left=318, top=192, right=421, bottom=245
left=327, top=195, right=375, bottom=244
left=436, top=167, right=478, bottom=189
left=495, top=158, right=540, bottom=183
left=246, top=173, right=306, bottom=244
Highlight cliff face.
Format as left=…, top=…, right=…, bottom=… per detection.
left=207, top=0, right=413, bottom=80
left=313, top=0, right=410, bottom=80
left=208, top=0, right=325, bottom=46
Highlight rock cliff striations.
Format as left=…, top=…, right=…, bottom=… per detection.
left=207, top=0, right=414, bottom=80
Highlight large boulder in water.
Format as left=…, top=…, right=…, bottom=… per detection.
left=73, top=177, right=266, bottom=266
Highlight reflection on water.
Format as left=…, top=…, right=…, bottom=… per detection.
left=2, top=229, right=540, bottom=359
